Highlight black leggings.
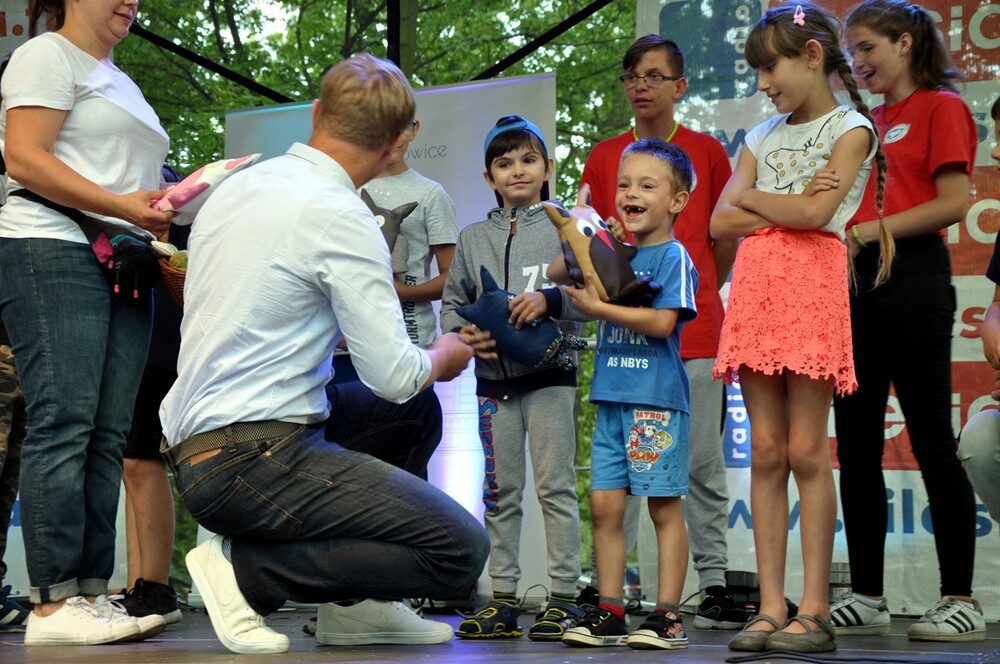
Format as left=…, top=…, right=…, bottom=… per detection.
left=833, top=235, right=976, bottom=598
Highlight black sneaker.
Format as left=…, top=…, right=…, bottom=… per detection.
left=119, top=578, right=182, bottom=625
left=577, top=585, right=599, bottom=610
left=562, top=607, right=628, bottom=647
left=693, top=588, right=752, bottom=630
left=628, top=609, right=688, bottom=650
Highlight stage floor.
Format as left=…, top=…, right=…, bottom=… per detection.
left=1, top=606, right=998, bottom=663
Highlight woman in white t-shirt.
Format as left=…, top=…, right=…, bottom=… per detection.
left=0, top=0, right=173, bottom=646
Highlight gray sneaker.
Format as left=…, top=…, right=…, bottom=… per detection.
left=316, top=599, right=453, bottom=645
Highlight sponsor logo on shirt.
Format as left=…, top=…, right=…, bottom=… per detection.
left=883, top=124, right=910, bottom=145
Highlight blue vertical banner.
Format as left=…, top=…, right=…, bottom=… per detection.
left=658, top=0, right=761, bottom=100
left=722, top=382, right=751, bottom=468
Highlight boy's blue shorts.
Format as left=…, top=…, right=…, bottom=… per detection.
left=591, top=403, right=689, bottom=497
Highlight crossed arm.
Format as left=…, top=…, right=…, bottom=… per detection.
left=710, top=126, right=872, bottom=240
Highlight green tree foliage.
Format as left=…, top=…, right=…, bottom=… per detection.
left=118, top=0, right=637, bottom=195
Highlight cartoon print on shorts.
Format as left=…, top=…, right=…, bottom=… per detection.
left=642, top=422, right=657, bottom=445
left=628, top=409, right=672, bottom=473
left=652, top=428, right=673, bottom=450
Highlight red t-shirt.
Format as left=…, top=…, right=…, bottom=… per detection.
left=848, top=88, right=976, bottom=228
left=580, top=126, right=732, bottom=359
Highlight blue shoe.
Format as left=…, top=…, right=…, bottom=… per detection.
left=0, top=585, right=29, bottom=632
left=528, top=599, right=589, bottom=641
left=455, top=601, right=522, bottom=639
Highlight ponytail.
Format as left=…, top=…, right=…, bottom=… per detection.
left=847, top=0, right=962, bottom=93
left=834, top=60, right=895, bottom=287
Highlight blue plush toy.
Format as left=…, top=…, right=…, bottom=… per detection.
left=457, top=266, right=587, bottom=371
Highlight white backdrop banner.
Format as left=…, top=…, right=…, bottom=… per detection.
left=225, top=73, right=558, bottom=232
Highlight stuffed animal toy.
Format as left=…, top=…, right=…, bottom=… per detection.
left=542, top=200, right=660, bottom=303
left=154, top=153, right=261, bottom=225
left=457, top=266, right=587, bottom=371
left=359, top=189, right=417, bottom=275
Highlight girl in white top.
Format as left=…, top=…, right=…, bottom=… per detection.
left=711, top=1, right=893, bottom=654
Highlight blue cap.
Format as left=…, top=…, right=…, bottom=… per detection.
left=483, top=116, right=549, bottom=156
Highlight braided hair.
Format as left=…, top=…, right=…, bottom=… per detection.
left=747, top=1, right=894, bottom=286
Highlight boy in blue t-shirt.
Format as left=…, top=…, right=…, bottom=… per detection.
left=553, top=139, right=698, bottom=650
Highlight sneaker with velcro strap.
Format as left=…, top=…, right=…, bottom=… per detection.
left=456, top=600, right=522, bottom=639
left=562, top=607, right=628, bottom=647
left=628, top=609, right=688, bottom=650
left=528, top=598, right=589, bottom=641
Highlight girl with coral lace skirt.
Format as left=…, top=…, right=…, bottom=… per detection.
left=710, top=2, right=893, bottom=655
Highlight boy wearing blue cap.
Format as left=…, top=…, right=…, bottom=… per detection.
left=440, top=116, right=589, bottom=641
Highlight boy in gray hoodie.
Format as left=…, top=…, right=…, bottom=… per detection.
left=440, top=116, right=587, bottom=641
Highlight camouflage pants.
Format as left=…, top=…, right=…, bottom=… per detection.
left=0, top=345, right=25, bottom=581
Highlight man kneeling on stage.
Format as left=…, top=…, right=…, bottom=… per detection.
left=158, top=53, right=488, bottom=655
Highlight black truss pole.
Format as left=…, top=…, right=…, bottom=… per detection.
left=133, top=0, right=614, bottom=101
left=387, top=0, right=401, bottom=67
left=473, top=0, right=616, bottom=81
left=130, top=24, right=294, bottom=104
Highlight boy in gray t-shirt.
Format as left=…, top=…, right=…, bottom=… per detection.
left=361, top=120, right=459, bottom=348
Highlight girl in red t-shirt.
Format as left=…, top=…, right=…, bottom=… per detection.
left=831, top=0, right=984, bottom=644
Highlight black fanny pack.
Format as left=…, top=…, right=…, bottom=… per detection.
left=8, top=188, right=161, bottom=299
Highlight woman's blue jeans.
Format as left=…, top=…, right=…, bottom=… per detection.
left=0, top=238, right=150, bottom=603
left=169, top=382, right=489, bottom=615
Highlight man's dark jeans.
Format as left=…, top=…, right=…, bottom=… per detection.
left=169, top=382, right=488, bottom=615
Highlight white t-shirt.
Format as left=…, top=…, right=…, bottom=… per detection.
left=745, top=106, right=875, bottom=239
left=361, top=168, right=458, bottom=348
left=0, top=32, right=169, bottom=242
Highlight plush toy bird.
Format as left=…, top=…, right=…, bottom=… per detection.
left=542, top=200, right=660, bottom=303
left=359, top=189, right=417, bottom=275
left=457, top=266, right=587, bottom=371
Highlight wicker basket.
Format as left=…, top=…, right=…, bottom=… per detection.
left=159, top=257, right=186, bottom=307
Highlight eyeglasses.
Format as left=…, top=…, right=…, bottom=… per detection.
left=403, top=120, right=417, bottom=136
left=618, top=73, right=681, bottom=87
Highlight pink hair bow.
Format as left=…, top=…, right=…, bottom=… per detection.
left=793, top=4, right=806, bottom=25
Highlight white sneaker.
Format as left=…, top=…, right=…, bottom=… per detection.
left=316, top=599, right=454, bottom=645
left=829, top=592, right=891, bottom=635
left=24, top=596, right=139, bottom=645
left=907, top=597, right=986, bottom=642
left=95, top=594, right=166, bottom=641
left=185, top=535, right=290, bottom=654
